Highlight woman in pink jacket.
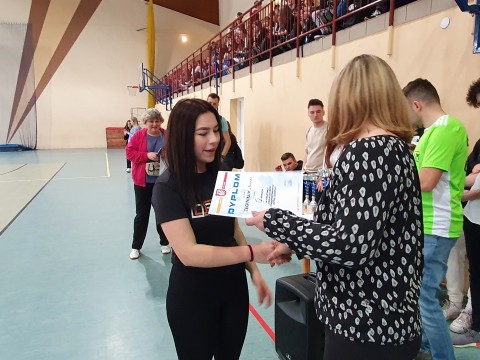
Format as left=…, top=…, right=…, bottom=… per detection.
left=126, top=108, right=170, bottom=259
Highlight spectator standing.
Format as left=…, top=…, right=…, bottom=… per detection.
left=224, top=121, right=244, bottom=170
left=304, top=98, right=328, bottom=200
left=250, top=0, right=263, bottom=22
left=403, top=78, right=468, bottom=360
left=442, top=79, right=480, bottom=334
left=443, top=235, right=470, bottom=334
left=451, top=78, right=480, bottom=347
left=452, top=171, right=480, bottom=347
left=124, top=119, right=133, bottom=173
left=126, top=108, right=170, bottom=259
left=304, top=98, right=327, bottom=174
left=129, top=117, right=141, bottom=139
left=206, top=93, right=232, bottom=170
left=465, top=78, right=480, bottom=175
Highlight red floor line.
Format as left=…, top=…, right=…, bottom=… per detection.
left=249, top=303, right=275, bottom=343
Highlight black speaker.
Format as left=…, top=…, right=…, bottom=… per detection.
left=275, top=273, right=325, bottom=360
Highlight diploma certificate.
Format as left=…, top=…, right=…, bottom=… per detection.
left=209, top=171, right=303, bottom=218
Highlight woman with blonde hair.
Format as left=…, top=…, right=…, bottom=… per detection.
left=129, top=116, right=141, bottom=138
left=247, top=54, right=423, bottom=359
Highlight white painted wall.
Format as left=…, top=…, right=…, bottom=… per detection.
left=218, top=0, right=254, bottom=29
left=0, top=0, right=218, bottom=148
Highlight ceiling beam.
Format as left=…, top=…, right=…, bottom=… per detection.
left=151, top=0, right=219, bottom=25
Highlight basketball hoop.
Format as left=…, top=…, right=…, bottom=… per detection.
left=127, top=85, right=139, bottom=96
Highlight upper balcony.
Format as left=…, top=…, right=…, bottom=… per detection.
left=157, top=0, right=430, bottom=98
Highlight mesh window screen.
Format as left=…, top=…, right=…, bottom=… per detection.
left=0, top=22, right=37, bottom=151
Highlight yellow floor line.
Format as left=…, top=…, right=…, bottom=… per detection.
left=0, top=176, right=110, bottom=183
left=55, top=176, right=110, bottom=180
left=105, top=151, right=111, bottom=178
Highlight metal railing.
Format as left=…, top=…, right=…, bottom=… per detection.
left=160, top=0, right=413, bottom=98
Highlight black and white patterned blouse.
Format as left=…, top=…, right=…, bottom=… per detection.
left=264, top=135, right=423, bottom=345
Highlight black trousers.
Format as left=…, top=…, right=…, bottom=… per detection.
left=324, top=327, right=420, bottom=360
left=167, top=264, right=249, bottom=360
left=125, top=143, right=131, bottom=169
left=464, top=216, right=480, bottom=331
left=132, top=183, right=167, bottom=250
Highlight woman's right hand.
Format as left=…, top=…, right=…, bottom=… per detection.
left=250, top=271, right=272, bottom=307
left=267, top=241, right=293, bottom=265
left=252, top=242, right=276, bottom=264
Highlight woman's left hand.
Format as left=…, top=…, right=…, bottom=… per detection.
left=245, top=210, right=268, bottom=232
left=472, top=163, right=480, bottom=174
left=316, top=177, right=324, bottom=192
left=251, top=271, right=272, bottom=307
left=147, top=152, right=158, bottom=161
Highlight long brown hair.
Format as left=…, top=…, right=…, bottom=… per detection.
left=325, top=54, right=413, bottom=167
left=165, top=99, right=223, bottom=206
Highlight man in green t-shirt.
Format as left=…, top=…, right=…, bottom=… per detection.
left=404, top=79, right=468, bottom=360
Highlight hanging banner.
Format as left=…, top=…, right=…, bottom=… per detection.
left=147, top=0, right=155, bottom=108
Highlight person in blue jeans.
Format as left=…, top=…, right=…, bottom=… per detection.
left=404, top=79, right=469, bottom=360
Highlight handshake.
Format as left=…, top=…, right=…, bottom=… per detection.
left=252, top=240, right=293, bottom=267
left=246, top=209, right=293, bottom=266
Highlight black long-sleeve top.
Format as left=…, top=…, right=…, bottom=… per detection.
left=264, top=135, right=423, bottom=345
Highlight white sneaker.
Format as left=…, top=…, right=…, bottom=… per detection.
left=442, top=301, right=462, bottom=320
left=161, top=245, right=171, bottom=254
left=452, top=329, right=480, bottom=347
left=126, top=168, right=131, bottom=173
left=129, top=249, right=140, bottom=259
left=450, top=309, right=472, bottom=334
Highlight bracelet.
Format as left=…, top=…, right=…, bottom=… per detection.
left=247, top=244, right=254, bottom=262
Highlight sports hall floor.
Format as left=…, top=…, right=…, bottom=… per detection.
left=0, top=148, right=477, bottom=360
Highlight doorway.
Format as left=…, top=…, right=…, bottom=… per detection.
left=230, top=97, right=244, bottom=169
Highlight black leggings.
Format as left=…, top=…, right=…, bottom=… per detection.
left=132, top=183, right=167, bottom=249
left=324, top=327, right=421, bottom=360
left=166, top=264, right=249, bottom=360
left=464, top=216, right=480, bottom=331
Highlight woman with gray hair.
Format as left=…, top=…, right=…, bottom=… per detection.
left=126, top=108, right=170, bottom=259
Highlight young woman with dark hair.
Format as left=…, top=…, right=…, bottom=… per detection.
left=152, top=98, right=273, bottom=360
